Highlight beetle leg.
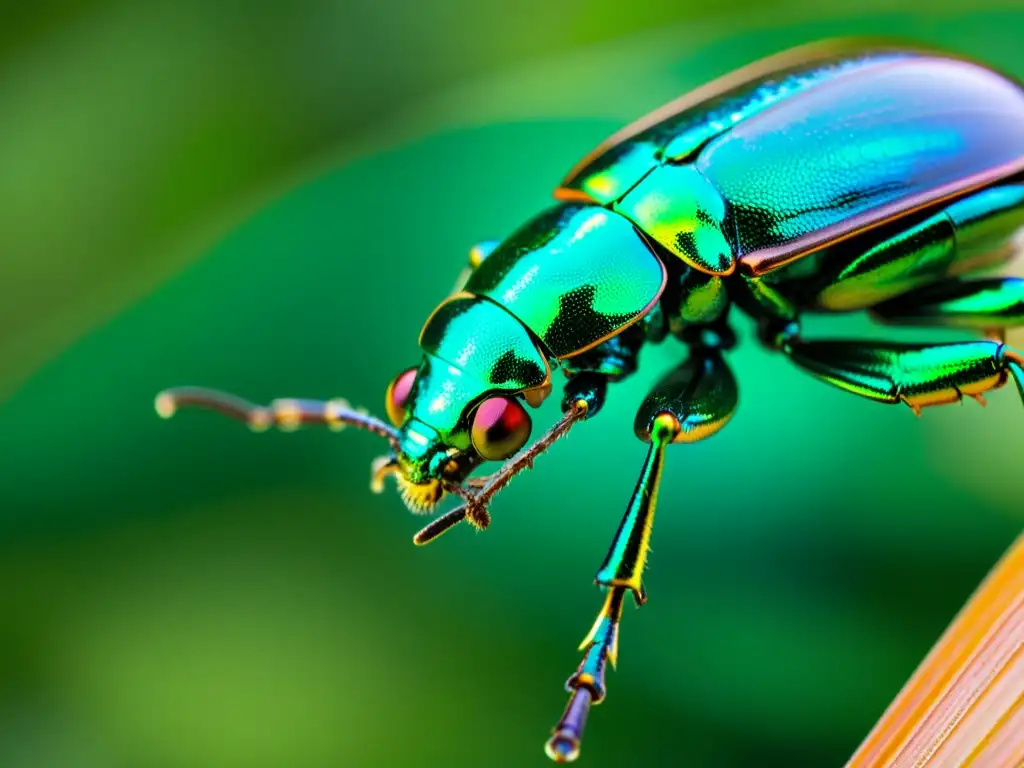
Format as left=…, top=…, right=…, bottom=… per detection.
left=872, top=276, right=1024, bottom=332
left=734, top=274, right=801, bottom=349
left=783, top=338, right=1024, bottom=414
left=545, top=417, right=677, bottom=764
left=545, top=350, right=737, bottom=763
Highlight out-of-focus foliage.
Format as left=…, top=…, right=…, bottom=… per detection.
left=1, top=3, right=1022, bottom=767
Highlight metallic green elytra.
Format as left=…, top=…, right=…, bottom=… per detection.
left=615, top=164, right=734, bottom=274
left=156, top=41, right=1024, bottom=765
left=464, top=203, right=666, bottom=357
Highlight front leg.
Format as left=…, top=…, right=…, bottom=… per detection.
left=545, top=350, right=738, bottom=763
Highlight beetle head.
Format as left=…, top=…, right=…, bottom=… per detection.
left=153, top=293, right=558, bottom=520
left=373, top=294, right=552, bottom=512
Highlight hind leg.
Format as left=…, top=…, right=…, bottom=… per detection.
left=753, top=187, right=1024, bottom=411
left=783, top=337, right=1024, bottom=414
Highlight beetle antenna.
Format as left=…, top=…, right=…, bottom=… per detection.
left=155, top=386, right=400, bottom=452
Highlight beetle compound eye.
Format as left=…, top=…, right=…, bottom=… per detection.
left=471, top=396, right=532, bottom=461
left=385, top=367, right=418, bottom=426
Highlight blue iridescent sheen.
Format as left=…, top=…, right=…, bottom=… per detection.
left=559, top=45, right=910, bottom=204
left=702, top=57, right=1024, bottom=274
left=560, top=49, right=1024, bottom=280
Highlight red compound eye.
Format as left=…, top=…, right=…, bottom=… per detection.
left=471, top=396, right=532, bottom=461
left=385, top=367, right=417, bottom=426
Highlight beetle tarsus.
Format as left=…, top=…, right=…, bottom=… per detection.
left=544, top=687, right=591, bottom=763
left=544, top=586, right=625, bottom=764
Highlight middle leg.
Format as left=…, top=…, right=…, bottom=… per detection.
left=784, top=270, right=1024, bottom=412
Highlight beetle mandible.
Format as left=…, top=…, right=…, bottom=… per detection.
left=156, top=41, right=1024, bottom=763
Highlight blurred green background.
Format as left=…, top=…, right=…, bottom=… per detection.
left=2, top=2, right=1023, bottom=767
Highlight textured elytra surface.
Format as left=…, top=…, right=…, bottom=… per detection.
left=703, top=57, right=1024, bottom=271
left=615, top=163, right=734, bottom=274
left=561, top=48, right=1024, bottom=280
left=465, top=204, right=665, bottom=357
left=560, top=47, right=909, bottom=204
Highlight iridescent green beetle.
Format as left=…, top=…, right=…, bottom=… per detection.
left=157, top=41, right=1024, bottom=763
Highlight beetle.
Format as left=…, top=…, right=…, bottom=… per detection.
left=156, top=41, right=1024, bottom=763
